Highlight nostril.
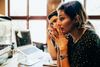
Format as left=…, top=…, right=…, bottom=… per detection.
left=58, top=24, right=61, bottom=26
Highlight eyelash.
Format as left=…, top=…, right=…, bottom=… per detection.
left=53, top=20, right=57, bottom=22
left=60, top=17, right=64, bottom=21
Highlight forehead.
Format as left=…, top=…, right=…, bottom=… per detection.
left=58, top=10, right=66, bottom=17
left=49, top=16, right=58, bottom=23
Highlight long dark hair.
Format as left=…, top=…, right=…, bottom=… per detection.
left=57, top=1, right=88, bottom=28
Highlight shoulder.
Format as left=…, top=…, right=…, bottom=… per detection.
left=83, top=29, right=100, bottom=48
left=86, top=29, right=100, bottom=43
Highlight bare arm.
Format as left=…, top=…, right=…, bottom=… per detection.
left=59, top=49, right=70, bottom=67
left=47, top=36, right=57, bottom=60
left=50, top=24, right=70, bottom=67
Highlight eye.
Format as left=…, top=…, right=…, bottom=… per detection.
left=60, top=17, right=64, bottom=21
left=50, top=23, right=53, bottom=27
left=53, top=19, right=57, bottom=23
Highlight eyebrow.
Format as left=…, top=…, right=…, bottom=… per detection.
left=59, top=14, right=64, bottom=17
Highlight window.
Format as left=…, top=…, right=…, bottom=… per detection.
left=29, top=20, right=47, bottom=44
left=11, top=20, right=27, bottom=30
left=89, top=20, right=100, bottom=37
left=10, top=0, right=27, bottom=16
left=8, top=0, right=47, bottom=43
left=29, top=0, right=47, bottom=16
left=5, top=0, right=8, bottom=16
left=86, top=0, right=100, bottom=15
left=8, top=0, right=100, bottom=43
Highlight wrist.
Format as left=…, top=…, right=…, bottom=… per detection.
left=57, top=47, right=68, bottom=60
left=60, top=47, right=68, bottom=54
left=59, top=50, right=68, bottom=60
left=60, top=54, right=68, bottom=60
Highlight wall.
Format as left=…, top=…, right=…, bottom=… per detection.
left=0, top=0, right=5, bottom=15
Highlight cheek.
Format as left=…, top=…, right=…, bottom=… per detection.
left=62, top=19, right=72, bottom=32
left=53, top=23, right=56, bottom=27
left=62, top=19, right=72, bottom=28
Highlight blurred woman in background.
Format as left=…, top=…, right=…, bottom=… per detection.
left=47, top=10, right=58, bottom=60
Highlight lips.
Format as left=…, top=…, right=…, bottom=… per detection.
left=60, top=27, right=66, bottom=34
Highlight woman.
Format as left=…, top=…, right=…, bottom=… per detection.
left=49, top=1, right=100, bottom=67
left=47, top=10, right=58, bottom=60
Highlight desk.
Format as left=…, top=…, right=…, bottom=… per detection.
left=0, top=54, right=18, bottom=67
left=0, top=54, right=57, bottom=67
left=18, top=52, right=57, bottom=67
left=18, top=60, right=57, bottom=67
left=0, top=46, right=57, bottom=67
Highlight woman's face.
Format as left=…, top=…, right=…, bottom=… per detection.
left=58, top=10, right=73, bottom=34
left=49, top=16, right=58, bottom=28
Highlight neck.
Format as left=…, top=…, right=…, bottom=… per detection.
left=70, top=28, right=86, bottom=43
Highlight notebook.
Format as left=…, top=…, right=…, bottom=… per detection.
left=15, top=30, right=40, bottom=56
left=15, top=30, right=44, bottom=65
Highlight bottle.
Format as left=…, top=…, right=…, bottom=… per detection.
left=8, top=43, right=14, bottom=58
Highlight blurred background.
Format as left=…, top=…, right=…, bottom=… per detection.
left=0, top=0, right=100, bottom=44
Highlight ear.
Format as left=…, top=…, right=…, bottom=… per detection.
left=75, top=15, right=80, bottom=22
left=72, top=15, right=80, bottom=23
left=72, top=15, right=81, bottom=28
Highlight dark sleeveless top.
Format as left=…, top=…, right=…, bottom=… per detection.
left=50, top=28, right=100, bottom=67
left=68, top=29, right=100, bottom=67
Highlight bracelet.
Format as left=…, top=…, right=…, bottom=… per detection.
left=60, top=54, right=68, bottom=60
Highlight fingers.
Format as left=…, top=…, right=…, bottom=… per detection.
left=51, top=29, right=59, bottom=38
left=50, top=32, right=56, bottom=40
left=48, top=25, right=63, bottom=39
left=55, top=24, right=63, bottom=35
left=48, top=21, right=64, bottom=39
left=58, top=26, right=63, bottom=35
left=48, top=28, right=59, bottom=40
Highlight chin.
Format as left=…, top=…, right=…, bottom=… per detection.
left=62, top=31, right=67, bottom=34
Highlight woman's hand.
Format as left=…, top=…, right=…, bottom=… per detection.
left=49, top=24, right=69, bottom=51
left=48, top=23, right=70, bottom=67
